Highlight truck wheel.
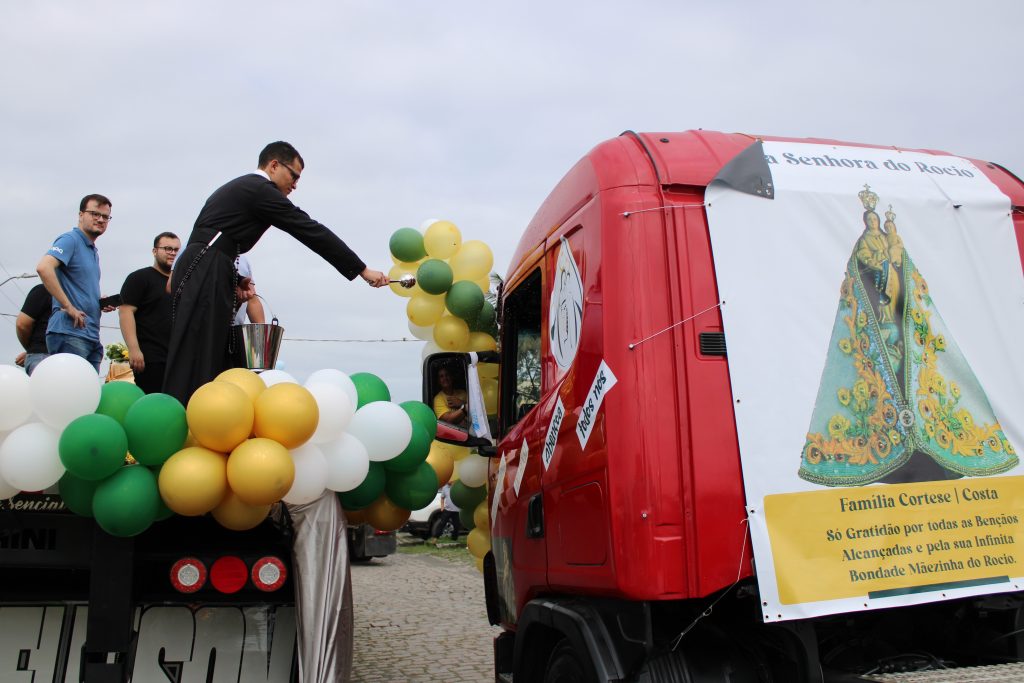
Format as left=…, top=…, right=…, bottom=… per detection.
left=544, top=640, right=588, bottom=683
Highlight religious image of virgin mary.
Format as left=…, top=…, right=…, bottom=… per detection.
left=799, top=185, right=1017, bottom=487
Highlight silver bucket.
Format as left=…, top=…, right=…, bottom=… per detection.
left=232, top=321, right=284, bottom=371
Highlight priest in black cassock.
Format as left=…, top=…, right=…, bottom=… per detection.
left=163, top=141, right=388, bottom=404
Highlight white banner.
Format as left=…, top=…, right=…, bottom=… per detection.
left=706, top=141, right=1024, bottom=621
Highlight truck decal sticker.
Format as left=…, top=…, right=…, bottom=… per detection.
left=514, top=439, right=530, bottom=494
left=576, top=361, right=617, bottom=451
left=549, top=236, right=584, bottom=370
left=492, top=451, right=508, bottom=525
left=541, top=397, right=565, bottom=472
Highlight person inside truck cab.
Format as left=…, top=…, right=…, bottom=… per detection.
left=433, top=363, right=469, bottom=427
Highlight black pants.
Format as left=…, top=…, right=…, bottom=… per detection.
left=163, top=244, right=235, bottom=405
left=134, top=362, right=166, bottom=395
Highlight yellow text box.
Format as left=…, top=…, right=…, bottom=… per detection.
left=764, top=477, right=1024, bottom=605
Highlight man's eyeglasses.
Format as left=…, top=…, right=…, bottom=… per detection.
left=82, top=210, right=112, bottom=221
left=156, top=246, right=180, bottom=254
left=279, top=161, right=301, bottom=182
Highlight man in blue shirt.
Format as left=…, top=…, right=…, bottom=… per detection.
left=36, top=194, right=112, bottom=371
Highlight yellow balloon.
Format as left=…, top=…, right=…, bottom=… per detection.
left=215, top=367, right=265, bottom=405
left=425, top=442, right=455, bottom=485
left=344, top=508, right=369, bottom=526
left=423, top=220, right=462, bottom=259
left=468, top=332, right=497, bottom=353
left=254, top=383, right=319, bottom=449
left=475, top=277, right=491, bottom=294
left=407, top=293, right=446, bottom=326
left=481, top=377, right=498, bottom=415
left=211, top=490, right=271, bottom=531
left=449, top=240, right=494, bottom=282
left=478, top=362, right=499, bottom=380
left=433, top=315, right=470, bottom=351
left=227, top=438, right=295, bottom=505
left=187, top=381, right=254, bottom=453
left=364, top=495, right=411, bottom=532
left=473, top=499, right=489, bottom=530
left=158, top=446, right=228, bottom=516
left=467, top=527, right=491, bottom=559
left=443, top=442, right=472, bottom=462
left=388, top=262, right=421, bottom=298
left=474, top=556, right=484, bottom=573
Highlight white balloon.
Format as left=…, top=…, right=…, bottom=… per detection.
left=0, top=422, right=64, bottom=491
left=275, top=359, right=287, bottom=371
left=30, top=354, right=100, bottom=430
left=282, top=443, right=328, bottom=505
left=305, top=382, right=355, bottom=444
left=321, top=433, right=371, bottom=492
left=346, top=401, right=413, bottom=462
left=0, top=366, right=33, bottom=431
left=456, top=454, right=490, bottom=488
left=421, top=341, right=444, bottom=361
left=258, top=369, right=297, bottom=387
left=419, top=218, right=441, bottom=232
left=305, top=369, right=358, bottom=409
left=0, top=473, right=18, bottom=500
left=408, top=320, right=434, bottom=342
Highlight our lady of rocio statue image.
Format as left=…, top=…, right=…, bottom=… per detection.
left=799, top=185, right=1016, bottom=487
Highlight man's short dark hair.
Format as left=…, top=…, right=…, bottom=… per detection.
left=258, top=141, right=304, bottom=169
left=153, top=232, right=179, bottom=247
left=80, top=194, right=112, bottom=211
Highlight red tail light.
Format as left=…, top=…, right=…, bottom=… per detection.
left=374, top=530, right=393, bottom=536
left=170, top=557, right=207, bottom=594
left=209, top=556, right=248, bottom=594
left=251, top=556, right=287, bottom=592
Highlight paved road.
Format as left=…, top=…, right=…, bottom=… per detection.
left=350, top=552, right=499, bottom=682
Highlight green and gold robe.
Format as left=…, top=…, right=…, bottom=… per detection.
left=799, top=210, right=1017, bottom=486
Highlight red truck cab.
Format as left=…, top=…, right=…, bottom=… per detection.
left=482, top=131, right=1024, bottom=682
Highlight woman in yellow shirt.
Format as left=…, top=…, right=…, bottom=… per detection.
left=433, top=364, right=469, bottom=427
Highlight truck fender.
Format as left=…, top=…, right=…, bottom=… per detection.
left=514, top=598, right=628, bottom=682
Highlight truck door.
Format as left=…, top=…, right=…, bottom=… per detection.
left=493, top=267, right=546, bottom=622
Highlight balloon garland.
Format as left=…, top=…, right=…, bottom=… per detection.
left=0, top=354, right=443, bottom=538
left=387, top=220, right=499, bottom=569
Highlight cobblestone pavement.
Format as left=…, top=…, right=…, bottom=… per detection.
left=350, top=552, right=500, bottom=682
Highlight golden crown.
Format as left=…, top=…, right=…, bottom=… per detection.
left=858, top=184, right=879, bottom=210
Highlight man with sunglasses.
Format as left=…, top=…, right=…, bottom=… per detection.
left=117, top=232, right=180, bottom=393
left=164, top=141, right=389, bottom=403
left=36, top=194, right=114, bottom=372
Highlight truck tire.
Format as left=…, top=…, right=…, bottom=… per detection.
left=430, top=514, right=457, bottom=540
left=544, top=640, right=589, bottom=683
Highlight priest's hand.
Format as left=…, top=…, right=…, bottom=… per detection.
left=360, top=268, right=389, bottom=288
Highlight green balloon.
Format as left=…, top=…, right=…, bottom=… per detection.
left=450, top=480, right=487, bottom=510
left=92, top=465, right=160, bottom=537
left=58, top=472, right=100, bottom=517
left=416, top=259, right=454, bottom=295
left=350, top=373, right=391, bottom=408
left=383, top=423, right=432, bottom=473
left=446, top=281, right=485, bottom=321
left=385, top=461, right=439, bottom=510
left=338, top=462, right=386, bottom=510
left=59, top=414, right=128, bottom=481
left=470, top=301, right=497, bottom=333
left=400, top=400, right=438, bottom=440
left=389, top=227, right=426, bottom=263
left=458, top=506, right=476, bottom=530
left=123, top=393, right=187, bottom=467
left=96, top=382, right=145, bottom=425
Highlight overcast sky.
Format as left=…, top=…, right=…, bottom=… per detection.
left=1, top=1, right=1021, bottom=402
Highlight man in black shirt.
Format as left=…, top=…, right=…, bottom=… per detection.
left=120, top=232, right=180, bottom=393
left=15, top=283, right=53, bottom=375
left=164, top=141, right=389, bottom=404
